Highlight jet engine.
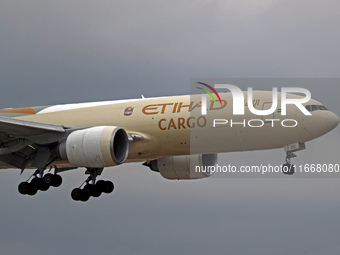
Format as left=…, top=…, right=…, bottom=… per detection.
left=146, top=154, right=217, bottom=180
left=58, top=126, right=129, bottom=168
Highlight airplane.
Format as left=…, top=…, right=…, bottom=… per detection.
left=0, top=88, right=338, bottom=202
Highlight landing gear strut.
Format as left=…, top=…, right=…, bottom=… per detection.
left=71, top=168, right=114, bottom=202
left=282, top=152, right=296, bottom=175
left=281, top=142, right=306, bottom=175
left=18, top=169, right=63, bottom=196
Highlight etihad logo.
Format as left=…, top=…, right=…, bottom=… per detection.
left=142, top=101, right=226, bottom=115
left=141, top=99, right=226, bottom=131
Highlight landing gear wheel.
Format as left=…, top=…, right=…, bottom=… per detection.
left=27, top=185, right=38, bottom=196
left=96, top=180, right=114, bottom=194
left=91, top=185, right=102, bottom=198
left=96, top=180, right=106, bottom=192
left=38, top=182, right=50, bottom=191
left=18, top=182, right=29, bottom=195
left=31, top=177, right=42, bottom=189
left=80, top=190, right=90, bottom=202
left=103, top=181, right=114, bottom=194
left=52, top=175, right=62, bottom=187
left=282, top=163, right=295, bottom=175
left=84, top=184, right=95, bottom=197
left=71, top=188, right=82, bottom=201
left=43, top=173, right=54, bottom=186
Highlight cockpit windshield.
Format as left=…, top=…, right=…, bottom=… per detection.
left=305, top=105, right=328, bottom=112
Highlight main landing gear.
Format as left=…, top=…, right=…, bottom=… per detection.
left=71, top=168, right=114, bottom=202
left=281, top=142, right=306, bottom=175
left=18, top=169, right=62, bottom=196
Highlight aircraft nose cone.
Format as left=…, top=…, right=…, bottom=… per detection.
left=326, top=112, right=339, bottom=131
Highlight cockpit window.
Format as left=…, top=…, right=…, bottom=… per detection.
left=305, top=105, right=328, bottom=112
left=318, top=105, right=328, bottom=110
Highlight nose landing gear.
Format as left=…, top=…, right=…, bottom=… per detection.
left=282, top=152, right=296, bottom=175
left=282, top=142, right=306, bottom=175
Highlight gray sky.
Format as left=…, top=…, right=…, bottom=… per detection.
left=1, top=1, right=340, bottom=255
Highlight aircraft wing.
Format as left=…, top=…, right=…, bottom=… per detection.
left=0, top=116, right=67, bottom=136
left=0, top=116, right=72, bottom=170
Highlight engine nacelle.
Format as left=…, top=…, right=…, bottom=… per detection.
left=147, top=154, right=217, bottom=180
left=59, top=126, right=129, bottom=168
